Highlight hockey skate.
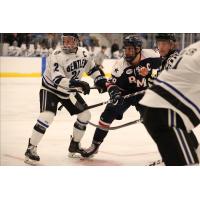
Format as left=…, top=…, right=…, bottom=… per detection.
left=81, top=142, right=100, bottom=158
left=24, top=138, right=40, bottom=165
left=68, top=136, right=86, bottom=158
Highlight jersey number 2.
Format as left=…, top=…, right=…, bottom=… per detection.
left=54, top=63, right=59, bottom=72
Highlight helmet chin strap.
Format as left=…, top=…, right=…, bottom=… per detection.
left=62, top=47, right=78, bottom=54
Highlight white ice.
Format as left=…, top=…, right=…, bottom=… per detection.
left=1, top=77, right=199, bottom=166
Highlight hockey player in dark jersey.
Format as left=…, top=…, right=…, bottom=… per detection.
left=24, top=33, right=107, bottom=165
left=81, top=35, right=162, bottom=158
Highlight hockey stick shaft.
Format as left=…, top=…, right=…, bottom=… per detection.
left=85, top=90, right=145, bottom=110
left=88, top=118, right=142, bottom=131
left=58, top=90, right=145, bottom=111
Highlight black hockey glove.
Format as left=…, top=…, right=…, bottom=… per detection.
left=108, top=85, right=124, bottom=106
left=70, top=79, right=90, bottom=95
left=94, top=75, right=107, bottom=93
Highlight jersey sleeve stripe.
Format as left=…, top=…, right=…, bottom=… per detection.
left=149, top=84, right=200, bottom=127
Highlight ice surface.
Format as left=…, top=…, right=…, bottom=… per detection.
left=1, top=78, right=199, bottom=166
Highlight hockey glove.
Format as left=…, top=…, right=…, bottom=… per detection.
left=108, top=85, right=124, bottom=106
left=94, top=75, right=107, bottom=93
left=70, top=79, right=90, bottom=95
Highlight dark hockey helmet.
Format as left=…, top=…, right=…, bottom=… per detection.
left=155, top=33, right=176, bottom=42
left=61, top=33, right=79, bottom=54
left=123, top=34, right=143, bottom=62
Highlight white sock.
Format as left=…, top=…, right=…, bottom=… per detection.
left=30, top=130, right=44, bottom=146
left=73, top=127, right=84, bottom=142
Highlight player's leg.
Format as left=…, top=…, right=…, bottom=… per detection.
left=67, top=109, right=91, bottom=157
left=81, top=103, right=131, bottom=158
left=61, top=93, right=91, bottom=157
left=189, top=131, right=199, bottom=149
left=24, top=89, right=58, bottom=165
left=143, top=106, right=199, bottom=166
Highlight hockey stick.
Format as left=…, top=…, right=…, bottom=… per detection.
left=58, top=90, right=145, bottom=111
left=85, top=90, right=145, bottom=110
left=88, top=118, right=142, bottom=131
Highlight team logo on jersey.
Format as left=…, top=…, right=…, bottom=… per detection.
left=126, top=69, right=133, bottom=74
left=139, top=67, right=148, bottom=77
left=66, top=59, right=87, bottom=72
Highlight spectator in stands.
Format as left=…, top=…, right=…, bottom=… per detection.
left=25, top=43, right=35, bottom=57
left=111, top=40, right=119, bottom=58
left=20, top=43, right=27, bottom=56
left=89, top=45, right=96, bottom=60
left=46, top=33, right=58, bottom=49
left=34, top=43, right=41, bottom=57
left=82, top=34, right=94, bottom=47
left=94, top=45, right=108, bottom=69
left=40, top=42, right=49, bottom=57
left=8, top=41, right=21, bottom=56
left=4, top=33, right=29, bottom=47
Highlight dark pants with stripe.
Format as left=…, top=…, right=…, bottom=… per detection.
left=142, top=106, right=199, bottom=166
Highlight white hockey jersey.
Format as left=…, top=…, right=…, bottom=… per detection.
left=42, top=47, right=102, bottom=98
left=140, top=41, right=200, bottom=131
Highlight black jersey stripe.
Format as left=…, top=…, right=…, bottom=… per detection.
left=150, top=85, right=200, bottom=127
left=42, top=78, right=70, bottom=97
left=52, top=75, right=65, bottom=88
left=155, top=78, right=200, bottom=114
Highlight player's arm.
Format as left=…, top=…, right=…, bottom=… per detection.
left=86, top=58, right=107, bottom=93
left=47, top=55, right=90, bottom=95
left=45, top=55, right=69, bottom=94
left=141, top=57, right=162, bottom=87
left=105, top=76, right=124, bottom=106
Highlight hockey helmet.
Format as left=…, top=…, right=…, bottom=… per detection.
left=61, top=33, right=79, bottom=54
left=123, top=34, right=143, bottom=62
left=155, top=33, right=176, bottom=42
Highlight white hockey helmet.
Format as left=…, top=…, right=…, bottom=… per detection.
left=61, top=33, right=79, bottom=54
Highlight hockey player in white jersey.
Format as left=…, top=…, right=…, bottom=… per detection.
left=149, top=33, right=199, bottom=165
left=24, top=33, right=107, bottom=165
left=140, top=41, right=200, bottom=165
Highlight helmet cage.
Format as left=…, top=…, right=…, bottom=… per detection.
left=61, top=34, right=79, bottom=54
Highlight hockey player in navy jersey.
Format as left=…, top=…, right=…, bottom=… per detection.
left=24, top=33, right=107, bottom=165
left=81, top=35, right=162, bottom=158
left=140, top=41, right=200, bottom=166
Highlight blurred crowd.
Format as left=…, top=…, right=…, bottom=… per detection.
left=2, top=33, right=199, bottom=64
left=1, top=33, right=123, bottom=62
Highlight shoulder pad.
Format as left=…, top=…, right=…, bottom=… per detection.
left=53, top=48, right=62, bottom=56
left=141, top=49, right=160, bottom=59
left=111, top=58, right=127, bottom=77
left=77, top=47, right=90, bottom=57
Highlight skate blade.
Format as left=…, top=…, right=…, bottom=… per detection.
left=68, top=152, right=82, bottom=158
left=24, top=157, right=38, bottom=166
left=80, top=155, right=94, bottom=160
